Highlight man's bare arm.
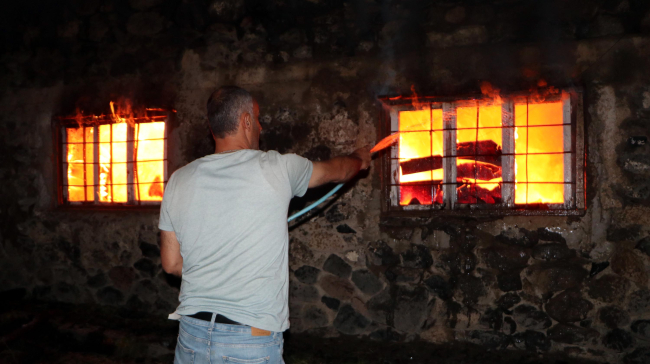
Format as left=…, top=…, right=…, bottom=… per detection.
left=308, top=146, right=371, bottom=188
left=160, top=230, right=183, bottom=277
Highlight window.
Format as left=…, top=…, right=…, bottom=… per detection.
left=56, top=105, right=168, bottom=207
left=379, top=89, right=585, bottom=216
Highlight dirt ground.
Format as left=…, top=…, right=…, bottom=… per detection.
left=0, top=299, right=603, bottom=364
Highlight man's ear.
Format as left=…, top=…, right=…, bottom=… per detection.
left=242, top=112, right=252, bottom=129
left=239, top=112, right=251, bottom=131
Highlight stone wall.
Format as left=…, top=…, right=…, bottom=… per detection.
left=2, top=0, right=650, bottom=362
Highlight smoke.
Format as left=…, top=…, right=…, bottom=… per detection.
left=370, top=0, right=399, bottom=97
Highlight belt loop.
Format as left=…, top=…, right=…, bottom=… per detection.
left=209, top=312, right=217, bottom=331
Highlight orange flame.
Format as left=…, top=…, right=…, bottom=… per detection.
left=66, top=101, right=165, bottom=203
left=396, top=82, right=565, bottom=206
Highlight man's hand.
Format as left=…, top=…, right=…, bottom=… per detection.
left=308, top=146, right=372, bottom=188
left=350, top=146, right=371, bottom=170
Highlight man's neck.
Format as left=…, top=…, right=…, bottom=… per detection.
left=214, top=137, right=251, bottom=154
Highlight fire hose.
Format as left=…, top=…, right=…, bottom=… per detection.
left=287, top=134, right=399, bottom=223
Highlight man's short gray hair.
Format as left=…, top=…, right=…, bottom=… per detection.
left=207, top=86, right=254, bottom=138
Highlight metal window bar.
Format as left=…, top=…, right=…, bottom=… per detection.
left=442, top=102, right=457, bottom=209
left=127, top=124, right=135, bottom=204
left=526, top=96, right=530, bottom=207
left=502, top=100, right=515, bottom=207
left=83, top=126, right=87, bottom=201
left=562, top=92, right=573, bottom=208
left=134, top=123, right=141, bottom=204
left=93, top=125, right=99, bottom=203
left=61, top=128, right=69, bottom=202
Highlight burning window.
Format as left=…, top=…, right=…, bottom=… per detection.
left=56, top=102, right=169, bottom=206
left=379, top=87, right=584, bottom=216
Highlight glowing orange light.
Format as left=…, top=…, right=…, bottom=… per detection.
left=514, top=100, right=564, bottom=204
left=66, top=127, right=94, bottom=201
left=398, top=108, right=444, bottom=205
left=65, top=101, right=165, bottom=204
left=455, top=102, right=503, bottom=204
left=394, top=82, right=566, bottom=207
left=135, top=121, right=165, bottom=201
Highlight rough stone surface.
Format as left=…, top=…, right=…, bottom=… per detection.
left=503, top=316, right=517, bottom=335
left=323, top=254, right=352, bottom=279
left=497, top=292, right=521, bottom=310
left=611, top=249, right=648, bottom=286
left=303, top=305, right=329, bottom=328
left=532, top=244, right=574, bottom=261
left=631, top=320, right=650, bottom=338
left=512, top=330, right=551, bottom=352
left=527, top=263, right=588, bottom=293
left=336, top=224, right=356, bottom=234
left=87, top=273, right=107, bottom=288
left=133, top=258, right=157, bottom=277
left=351, top=270, right=383, bottom=295
left=625, top=348, right=650, bottom=364
left=367, top=241, right=400, bottom=267
left=547, top=324, right=600, bottom=344
left=384, top=266, right=421, bottom=283
left=295, top=266, right=320, bottom=285
left=629, top=289, right=650, bottom=316
left=497, top=272, right=522, bottom=292
left=599, top=306, right=631, bottom=329
left=319, top=275, right=355, bottom=301
left=369, top=328, right=403, bottom=342
left=427, top=26, right=488, bottom=48
left=546, top=290, right=594, bottom=323
left=289, top=283, right=319, bottom=303
left=513, top=305, right=552, bottom=330
left=321, top=296, right=340, bottom=311
left=393, top=286, right=429, bottom=333
left=445, top=7, right=466, bottom=24
left=400, top=244, right=433, bottom=269
left=603, top=329, right=635, bottom=352
left=325, top=203, right=349, bottom=223
left=108, top=266, right=136, bottom=291
left=96, top=287, right=124, bottom=305
left=479, top=308, right=503, bottom=331
left=588, top=274, right=631, bottom=303
left=636, top=236, right=650, bottom=257
left=126, top=12, right=165, bottom=36
left=424, top=275, right=453, bottom=300
left=139, top=242, right=160, bottom=258
left=483, top=245, right=530, bottom=272
left=468, top=330, right=509, bottom=349
left=590, top=261, right=610, bottom=277
left=333, top=304, right=370, bottom=335
left=457, top=275, right=486, bottom=306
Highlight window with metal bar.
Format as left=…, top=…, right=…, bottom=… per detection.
left=56, top=110, right=168, bottom=207
left=379, top=90, right=584, bottom=216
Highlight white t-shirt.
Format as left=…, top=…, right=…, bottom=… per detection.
left=159, top=150, right=313, bottom=332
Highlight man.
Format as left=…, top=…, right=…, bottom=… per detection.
left=158, top=86, right=370, bottom=364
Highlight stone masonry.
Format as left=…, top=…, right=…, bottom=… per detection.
left=2, top=0, right=650, bottom=363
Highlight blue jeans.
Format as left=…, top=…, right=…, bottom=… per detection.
left=174, top=314, right=285, bottom=364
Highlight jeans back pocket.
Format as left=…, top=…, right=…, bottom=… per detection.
left=174, top=337, right=196, bottom=364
